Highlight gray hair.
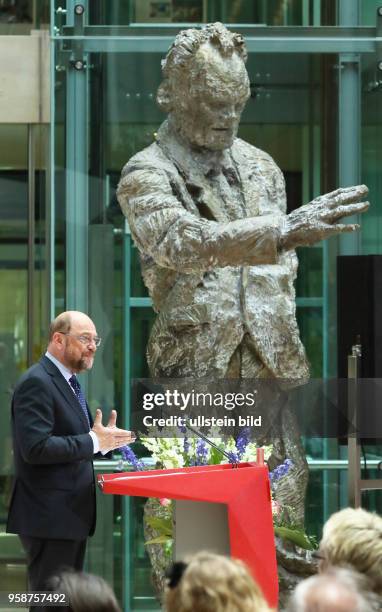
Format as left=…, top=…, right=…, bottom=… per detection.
left=48, top=312, right=72, bottom=341
left=46, top=571, right=121, bottom=612
left=287, top=567, right=380, bottom=612
left=157, top=22, right=247, bottom=112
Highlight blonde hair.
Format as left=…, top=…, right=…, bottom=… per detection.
left=320, top=508, right=382, bottom=595
left=164, top=552, right=271, bottom=612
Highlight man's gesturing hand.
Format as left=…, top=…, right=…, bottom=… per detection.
left=92, top=408, right=136, bottom=452
left=279, top=184, right=369, bottom=251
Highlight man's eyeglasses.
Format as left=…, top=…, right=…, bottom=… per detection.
left=59, top=332, right=102, bottom=347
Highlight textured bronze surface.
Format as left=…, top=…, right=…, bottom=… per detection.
left=117, top=23, right=368, bottom=527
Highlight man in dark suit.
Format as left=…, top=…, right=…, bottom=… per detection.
left=7, top=310, right=135, bottom=597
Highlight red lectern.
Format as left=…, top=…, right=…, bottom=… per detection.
left=98, top=461, right=278, bottom=607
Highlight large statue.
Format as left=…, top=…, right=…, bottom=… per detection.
left=117, top=20, right=368, bottom=535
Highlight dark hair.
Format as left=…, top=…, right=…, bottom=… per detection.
left=165, top=561, right=188, bottom=589
left=47, top=570, right=121, bottom=612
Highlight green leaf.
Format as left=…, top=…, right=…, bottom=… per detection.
left=145, top=535, right=173, bottom=546
left=210, top=447, right=224, bottom=465
left=145, top=516, right=173, bottom=537
left=274, top=526, right=315, bottom=550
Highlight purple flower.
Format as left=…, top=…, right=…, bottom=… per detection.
left=183, top=437, right=190, bottom=455
left=269, top=459, right=294, bottom=485
left=195, top=439, right=209, bottom=466
left=227, top=451, right=239, bottom=464
left=235, top=427, right=250, bottom=459
left=120, top=445, right=145, bottom=471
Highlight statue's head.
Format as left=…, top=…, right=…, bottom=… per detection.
left=157, top=23, right=250, bottom=151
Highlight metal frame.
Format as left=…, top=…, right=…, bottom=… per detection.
left=122, top=219, right=132, bottom=609
left=27, top=124, right=36, bottom=367
left=338, top=0, right=362, bottom=256
left=49, top=0, right=56, bottom=320
left=64, top=0, right=89, bottom=312
left=54, top=25, right=382, bottom=54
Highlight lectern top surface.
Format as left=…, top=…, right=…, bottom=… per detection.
left=98, top=461, right=264, bottom=487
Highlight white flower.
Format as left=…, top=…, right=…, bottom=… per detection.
left=139, top=427, right=273, bottom=469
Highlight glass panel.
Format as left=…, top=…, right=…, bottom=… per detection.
left=85, top=0, right=338, bottom=26
left=131, top=246, right=150, bottom=298
left=53, top=19, right=382, bottom=607
left=54, top=37, right=344, bottom=605
left=33, top=125, right=50, bottom=355
left=361, top=0, right=381, bottom=25
left=361, top=52, right=382, bottom=254
left=0, top=0, right=49, bottom=34
left=128, top=497, right=159, bottom=607
left=87, top=465, right=124, bottom=602
left=0, top=121, right=49, bottom=590
left=66, top=46, right=334, bottom=609
left=113, top=234, right=124, bottom=412
left=296, top=248, right=323, bottom=297
left=131, top=308, right=156, bottom=379
left=0, top=128, right=28, bottom=509
left=53, top=54, right=66, bottom=313
left=296, top=306, right=323, bottom=376
left=95, top=49, right=332, bottom=300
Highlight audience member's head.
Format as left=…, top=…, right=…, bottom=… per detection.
left=47, top=570, right=121, bottom=612
left=164, top=551, right=270, bottom=612
left=287, top=566, right=380, bottom=612
left=319, top=507, right=382, bottom=595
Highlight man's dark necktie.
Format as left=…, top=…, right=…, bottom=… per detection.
left=69, top=374, right=90, bottom=429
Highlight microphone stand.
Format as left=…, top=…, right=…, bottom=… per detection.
left=183, top=419, right=239, bottom=467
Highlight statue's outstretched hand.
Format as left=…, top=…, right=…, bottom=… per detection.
left=279, top=184, right=369, bottom=251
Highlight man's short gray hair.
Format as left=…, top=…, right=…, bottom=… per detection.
left=287, top=567, right=380, bottom=612
left=48, top=312, right=72, bottom=342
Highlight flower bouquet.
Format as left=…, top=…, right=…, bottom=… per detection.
left=121, top=426, right=316, bottom=596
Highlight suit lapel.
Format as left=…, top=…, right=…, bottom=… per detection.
left=165, top=149, right=229, bottom=222
left=187, top=171, right=230, bottom=223
left=232, top=141, right=280, bottom=217
left=40, top=356, right=91, bottom=430
left=157, top=120, right=231, bottom=223
left=231, top=144, right=260, bottom=217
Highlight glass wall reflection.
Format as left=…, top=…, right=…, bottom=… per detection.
left=87, top=0, right=338, bottom=26
left=0, top=0, right=49, bottom=34
left=0, top=119, right=49, bottom=589
left=48, top=4, right=382, bottom=607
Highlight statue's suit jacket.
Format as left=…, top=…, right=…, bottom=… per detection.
left=7, top=355, right=96, bottom=540
left=117, top=120, right=309, bottom=380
